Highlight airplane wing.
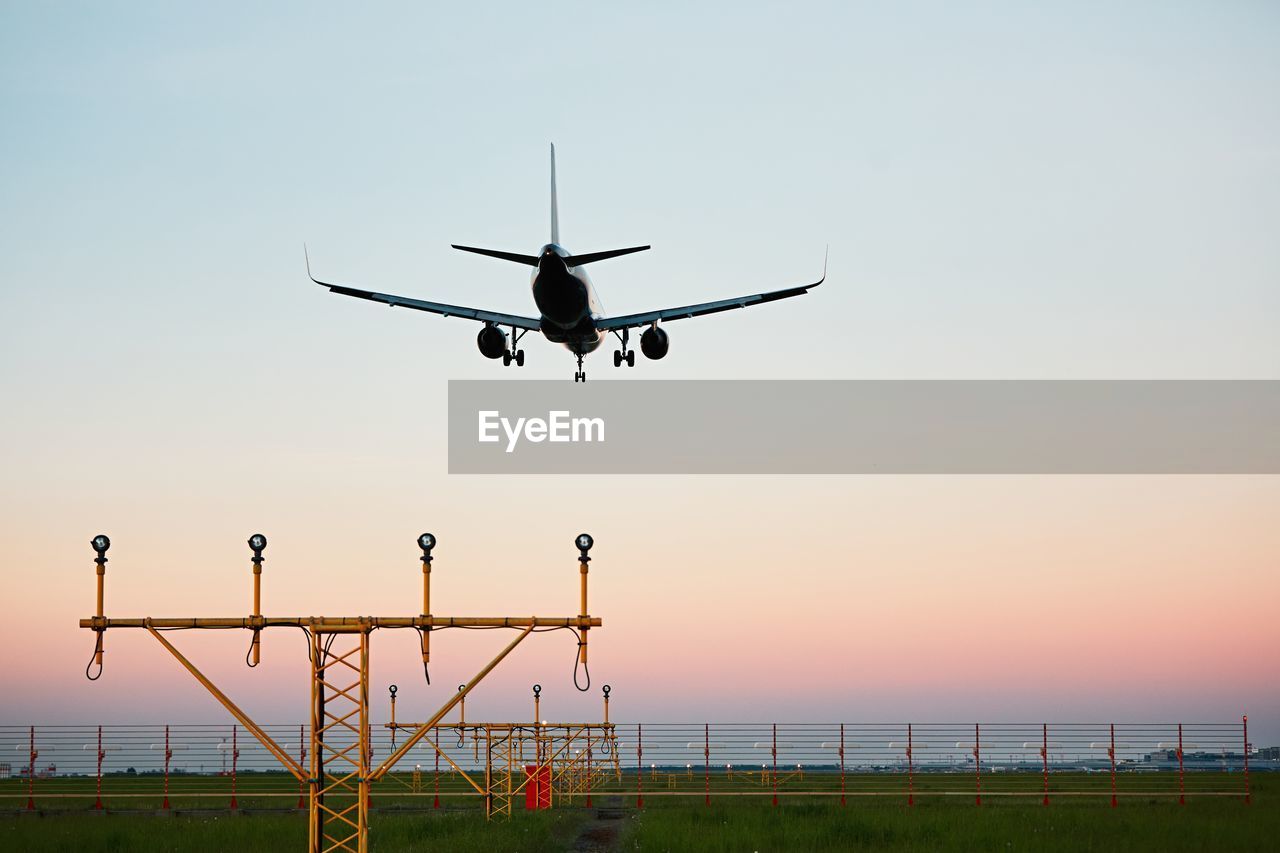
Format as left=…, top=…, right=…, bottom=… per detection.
left=307, top=249, right=542, bottom=331
left=593, top=251, right=826, bottom=331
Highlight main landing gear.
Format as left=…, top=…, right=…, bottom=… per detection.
left=611, top=328, right=636, bottom=368
left=574, top=353, right=587, bottom=383
left=503, top=328, right=527, bottom=368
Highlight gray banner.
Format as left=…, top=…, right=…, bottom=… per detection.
left=447, top=380, right=1280, bottom=474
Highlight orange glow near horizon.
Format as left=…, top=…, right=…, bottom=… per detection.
left=3, top=476, right=1276, bottom=743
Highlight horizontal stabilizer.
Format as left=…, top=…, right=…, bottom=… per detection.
left=564, top=245, right=650, bottom=266
left=451, top=245, right=540, bottom=266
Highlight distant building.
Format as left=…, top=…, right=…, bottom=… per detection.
left=17, top=764, right=55, bottom=779
left=0, top=762, right=10, bottom=779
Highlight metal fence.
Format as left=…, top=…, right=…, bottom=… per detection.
left=0, top=720, right=1260, bottom=813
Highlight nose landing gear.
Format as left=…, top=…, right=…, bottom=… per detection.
left=574, top=353, right=587, bottom=383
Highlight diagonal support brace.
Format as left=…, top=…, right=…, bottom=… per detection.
left=372, top=622, right=536, bottom=780
left=147, top=625, right=306, bottom=781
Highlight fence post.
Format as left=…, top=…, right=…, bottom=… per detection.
left=771, top=723, right=778, bottom=807
left=704, top=723, right=711, bottom=807
left=974, top=723, right=981, bottom=807
left=839, top=723, right=846, bottom=807
left=586, top=733, right=594, bottom=808
left=908, top=723, right=914, bottom=807
left=1041, top=723, right=1049, bottom=806
left=1243, top=715, right=1251, bottom=805
left=26, top=725, right=36, bottom=811
left=433, top=737, right=440, bottom=809
left=636, top=724, right=644, bottom=809
left=230, top=724, right=239, bottom=810
left=1178, top=723, right=1185, bottom=806
left=297, top=724, right=307, bottom=810
left=163, top=724, right=172, bottom=811
left=94, top=724, right=104, bottom=810
left=1108, top=723, right=1116, bottom=808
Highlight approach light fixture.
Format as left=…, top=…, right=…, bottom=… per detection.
left=418, top=532, right=436, bottom=557
left=248, top=533, right=267, bottom=556
left=576, top=533, right=593, bottom=556
left=91, top=534, right=111, bottom=558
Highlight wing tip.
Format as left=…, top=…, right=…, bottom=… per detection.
left=810, top=245, right=828, bottom=288
left=304, top=242, right=321, bottom=285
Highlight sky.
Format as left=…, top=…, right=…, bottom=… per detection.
left=1, top=2, right=1278, bottom=745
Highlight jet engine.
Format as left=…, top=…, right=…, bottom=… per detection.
left=640, top=326, right=669, bottom=360
left=476, top=325, right=507, bottom=359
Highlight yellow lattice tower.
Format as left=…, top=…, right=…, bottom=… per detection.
left=81, top=531, right=603, bottom=853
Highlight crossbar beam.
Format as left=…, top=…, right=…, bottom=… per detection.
left=82, top=616, right=599, bottom=629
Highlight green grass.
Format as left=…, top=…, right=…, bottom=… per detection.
left=0, top=810, right=589, bottom=853
left=617, top=787, right=1278, bottom=852
left=0, top=774, right=1273, bottom=851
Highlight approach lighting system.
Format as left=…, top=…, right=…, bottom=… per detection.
left=80, top=530, right=605, bottom=849
left=576, top=533, right=593, bottom=556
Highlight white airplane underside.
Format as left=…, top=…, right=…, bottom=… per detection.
left=308, top=144, right=825, bottom=381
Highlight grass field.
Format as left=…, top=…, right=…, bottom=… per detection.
left=1, top=774, right=1273, bottom=851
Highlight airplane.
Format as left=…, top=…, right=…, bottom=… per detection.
left=307, top=144, right=825, bottom=381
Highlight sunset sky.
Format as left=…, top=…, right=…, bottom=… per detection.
left=2, top=3, right=1277, bottom=745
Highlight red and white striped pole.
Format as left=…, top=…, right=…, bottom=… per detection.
left=704, top=723, right=711, bottom=807
left=908, top=723, right=915, bottom=807
left=1041, top=723, right=1049, bottom=807
left=1108, top=723, right=1117, bottom=808
left=1178, top=723, right=1185, bottom=806
left=636, top=724, right=644, bottom=809
left=1243, top=715, right=1251, bottom=805
left=94, top=724, right=104, bottom=810
left=974, top=723, right=982, bottom=807
left=839, top=724, right=846, bottom=807
left=297, top=725, right=307, bottom=810
left=230, top=725, right=239, bottom=810
left=25, top=726, right=36, bottom=811
left=163, top=724, right=172, bottom=811
left=771, top=723, right=778, bottom=807
left=433, top=739, right=440, bottom=809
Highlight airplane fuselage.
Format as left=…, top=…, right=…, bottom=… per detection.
left=532, top=244, right=606, bottom=355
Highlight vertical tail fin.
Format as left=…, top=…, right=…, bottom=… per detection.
left=550, top=142, right=560, bottom=245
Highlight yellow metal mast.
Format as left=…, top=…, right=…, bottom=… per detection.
left=80, top=531, right=603, bottom=853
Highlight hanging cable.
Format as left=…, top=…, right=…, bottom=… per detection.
left=297, top=626, right=314, bottom=664
left=85, top=634, right=104, bottom=681
left=416, top=627, right=431, bottom=685
left=573, top=639, right=591, bottom=692
left=244, top=633, right=259, bottom=668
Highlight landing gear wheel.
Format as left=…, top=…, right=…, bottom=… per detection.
left=515, top=349, right=525, bottom=367
left=502, top=352, right=512, bottom=367
left=611, top=328, right=636, bottom=369
left=573, top=353, right=586, bottom=382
